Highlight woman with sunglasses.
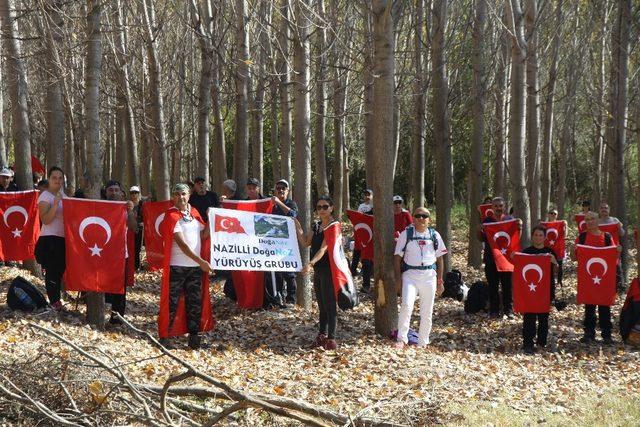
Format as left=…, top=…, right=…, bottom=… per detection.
left=295, top=196, right=340, bottom=350
left=393, top=207, right=447, bottom=348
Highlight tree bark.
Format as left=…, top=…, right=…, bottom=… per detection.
left=292, top=0, right=311, bottom=309
left=211, top=46, right=227, bottom=192
left=0, top=36, right=5, bottom=168
left=524, top=0, right=540, bottom=224
left=468, top=0, right=485, bottom=268
left=250, top=0, right=269, bottom=187
left=493, top=13, right=510, bottom=199
left=431, top=0, right=453, bottom=270
left=278, top=0, right=292, bottom=186
left=0, top=0, right=33, bottom=189
left=362, top=7, right=375, bottom=189
left=233, top=0, right=250, bottom=194
left=591, top=1, right=609, bottom=209
left=409, top=0, right=426, bottom=210
left=371, top=0, right=397, bottom=335
left=313, top=0, right=329, bottom=197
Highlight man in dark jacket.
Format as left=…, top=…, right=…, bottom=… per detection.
left=269, top=179, right=298, bottom=305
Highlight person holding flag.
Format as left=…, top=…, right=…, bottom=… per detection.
left=350, top=189, right=374, bottom=277
left=541, top=208, right=566, bottom=284
left=296, top=196, right=340, bottom=350
left=393, top=207, right=447, bottom=348
left=270, top=179, right=298, bottom=305
left=514, top=226, right=558, bottom=354
left=158, top=183, right=215, bottom=350
left=571, top=211, right=622, bottom=344
left=35, top=167, right=66, bottom=311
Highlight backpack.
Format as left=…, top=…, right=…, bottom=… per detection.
left=464, top=281, right=488, bottom=314
left=401, top=225, right=438, bottom=272
left=578, top=231, right=612, bottom=246
left=7, top=276, right=47, bottom=312
left=442, top=269, right=465, bottom=301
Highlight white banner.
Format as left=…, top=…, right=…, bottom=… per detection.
left=208, top=207, right=302, bottom=272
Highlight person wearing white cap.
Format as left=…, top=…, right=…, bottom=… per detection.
left=268, top=179, right=299, bottom=306
left=129, top=186, right=144, bottom=270
left=0, top=167, right=18, bottom=192
left=393, top=195, right=413, bottom=236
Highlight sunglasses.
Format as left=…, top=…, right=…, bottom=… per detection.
left=276, top=186, right=287, bottom=191
left=414, top=214, right=429, bottom=219
left=316, top=204, right=331, bottom=211
left=393, top=201, right=402, bottom=204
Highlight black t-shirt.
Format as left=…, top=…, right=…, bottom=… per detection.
left=271, top=198, right=298, bottom=217
left=189, top=191, right=220, bottom=221
left=0, top=182, right=19, bottom=192
left=521, top=245, right=556, bottom=286
left=311, top=222, right=330, bottom=270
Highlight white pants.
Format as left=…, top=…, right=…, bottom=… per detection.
left=397, top=269, right=437, bottom=347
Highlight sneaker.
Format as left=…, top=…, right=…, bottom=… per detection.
left=50, top=300, right=63, bottom=312
left=109, top=315, right=123, bottom=325
left=285, top=297, right=296, bottom=304
left=523, top=345, right=536, bottom=354
left=159, top=338, right=175, bottom=350
left=489, top=312, right=500, bottom=319
left=602, top=336, right=614, bottom=345
left=323, top=339, right=337, bottom=350
left=188, top=334, right=201, bottom=350
left=579, top=335, right=594, bottom=344
left=312, top=333, right=327, bottom=348
left=394, top=341, right=405, bottom=349
left=504, top=312, right=515, bottom=320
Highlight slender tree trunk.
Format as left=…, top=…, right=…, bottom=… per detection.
left=211, top=44, right=227, bottom=191
left=269, top=84, right=279, bottom=185
left=505, top=0, right=530, bottom=245
left=141, top=0, right=170, bottom=200
left=313, top=0, right=329, bottom=196
left=0, top=0, right=33, bottom=189
left=524, top=0, right=540, bottom=223
left=493, top=15, right=510, bottom=198
left=250, top=0, right=269, bottom=187
left=592, top=1, right=609, bottom=209
left=0, top=36, right=5, bottom=168
left=409, top=0, right=426, bottom=210
left=371, top=0, right=397, bottom=336
left=468, top=0, right=485, bottom=267
left=278, top=0, right=292, bottom=185
left=139, top=53, right=151, bottom=194
left=540, top=0, right=562, bottom=216
left=292, top=0, right=311, bottom=308
left=233, top=0, right=250, bottom=194
left=363, top=8, right=375, bottom=189
left=431, top=0, right=453, bottom=270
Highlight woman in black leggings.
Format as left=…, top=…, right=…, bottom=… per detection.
left=35, top=166, right=66, bottom=311
left=296, top=196, right=339, bottom=350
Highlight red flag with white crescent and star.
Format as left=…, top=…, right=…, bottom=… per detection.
left=576, top=244, right=618, bottom=306
left=221, top=198, right=274, bottom=309
left=323, top=221, right=357, bottom=300
left=483, top=219, right=521, bottom=272
left=477, top=203, right=495, bottom=222
left=598, top=223, right=620, bottom=245
left=214, top=215, right=246, bottom=234
left=0, top=190, right=40, bottom=261
left=63, top=198, right=127, bottom=294
left=512, top=253, right=552, bottom=313
left=574, top=214, right=587, bottom=233
left=540, top=220, right=566, bottom=259
left=346, top=209, right=374, bottom=260
left=142, top=200, right=173, bottom=271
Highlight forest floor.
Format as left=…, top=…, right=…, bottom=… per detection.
left=0, top=223, right=639, bottom=426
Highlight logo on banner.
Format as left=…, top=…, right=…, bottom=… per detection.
left=493, top=231, right=511, bottom=255
left=79, top=216, right=112, bottom=257
left=586, top=257, right=607, bottom=285
left=215, top=215, right=246, bottom=234
left=254, top=215, right=289, bottom=238
left=3, top=205, right=29, bottom=238
left=522, top=263, right=543, bottom=292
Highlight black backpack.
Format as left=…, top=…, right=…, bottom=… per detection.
left=442, top=269, right=465, bottom=301
left=7, top=276, right=47, bottom=312
left=464, top=281, right=488, bottom=314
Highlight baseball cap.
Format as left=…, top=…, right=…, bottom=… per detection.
left=247, top=177, right=260, bottom=187
left=129, top=185, right=141, bottom=193
left=364, top=189, right=373, bottom=195
left=105, top=179, right=122, bottom=189
left=194, top=176, right=206, bottom=183
left=276, top=179, right=289, bottom=188
left=0, top=168, right=12, bottom=177
left=392, top=195, right=403, bottom=203
left=223, top=179, right=237, bottom=192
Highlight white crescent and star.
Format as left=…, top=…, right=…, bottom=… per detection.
left=354, top=223, right=373, bottom=246
left=154, top=213, right=166, bottom=236
left=579, top=220, right=586, bottom=231
left=220, top=218, right=233, bottom=230
left=522, top=263, right=543, bottom=292
left=546, top=227, right=558, bottom=246
left=493, top=231, right=511, bottom=254
left=586, top=257, right=608, bottom=285
left=78, top=216, right=112, bottom=257
left=3, top=205, right=29, bottom=239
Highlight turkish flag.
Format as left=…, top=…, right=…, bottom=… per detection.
left=483, top=219, right=521, bottom=272
left=598, top=223, right=619, bottom=245
left=576, top=244, right=618, bottom=306
left=0, top=190, right=40, bottom=261
left=214, top=215, right=246, bottom=233
left=575, top=214, right=586, bottom=233
left=31, top=156, right=45, bottom=176
left=323, top=221, right=358, bottom=308
left=540, top=220, right=566, bottom=259
left=221, top=198, right=274, bottom=309
left=346, top=210, right=374, bottom=260
left=63, top=198, right=127, bottom=294
left=477, top=203, right=495, bottom=222
left=142, top=200, right=173, bottom=271
left=512, top=253, right=552, bottom=313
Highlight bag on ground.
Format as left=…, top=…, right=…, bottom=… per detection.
left=442, top=269, right=465, bottom=301
left=7, top=276, right=47, bottom=312
left=464, top=281, right=488, bottom=314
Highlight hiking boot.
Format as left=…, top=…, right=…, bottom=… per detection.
left=523, top=345, right=536, bottom=355
left=109, top=314, right=123, bottom=325
left=188, top=334, right=201, bottom=350
left=313, top=333, right=327, bottom=348
left=159, top=338, right=175, bottom=350
left=50, top=300, right=63, bottom=312
left=579, top=334, right=594, bottom=344
left=323, top=339, right=338, bottom=350
left=602, top=336, right=614, bottom=346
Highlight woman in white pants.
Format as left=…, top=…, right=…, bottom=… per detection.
left=393, top=207, right=447, bottom=348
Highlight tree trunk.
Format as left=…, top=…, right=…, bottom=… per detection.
left=362, top=7, right=375, bottom=189
left=269, top=84, right=279, bottom=185
left=211, top=42, right=227, bottom=192
left=409, top=0, right=426, bottom=210
left=431, top=0, right=453, bottom=270
left=0, top=36, right=5, bottom=168
left=84, top=0, right=104, bottom=328
left=540, top=0, right=562, bottom=216
left=371, top=0, right=397, bottom=336
left=493, top=14, right=510, bottom=198
left=468, top=0, right=485, bottom=268
left=141, top=0, right=170, bottom=200
left=43, top=0, right=65, bottom=169
left=313, top=0, right=329, bottom=197
left=505, top=0, right=530, bottom=245
left=0, top=0, right=33, bottom=189
left=592, top=1, right=609, bottom=209
left=250, top=0, right=269, bottom=187
left=278, top=0, right=292, bottom=185
left=292, top=0, right=311, bottom=309
left=233, top=0, right=250, bottom=194
left=524, top=0, right=540, bottom=224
